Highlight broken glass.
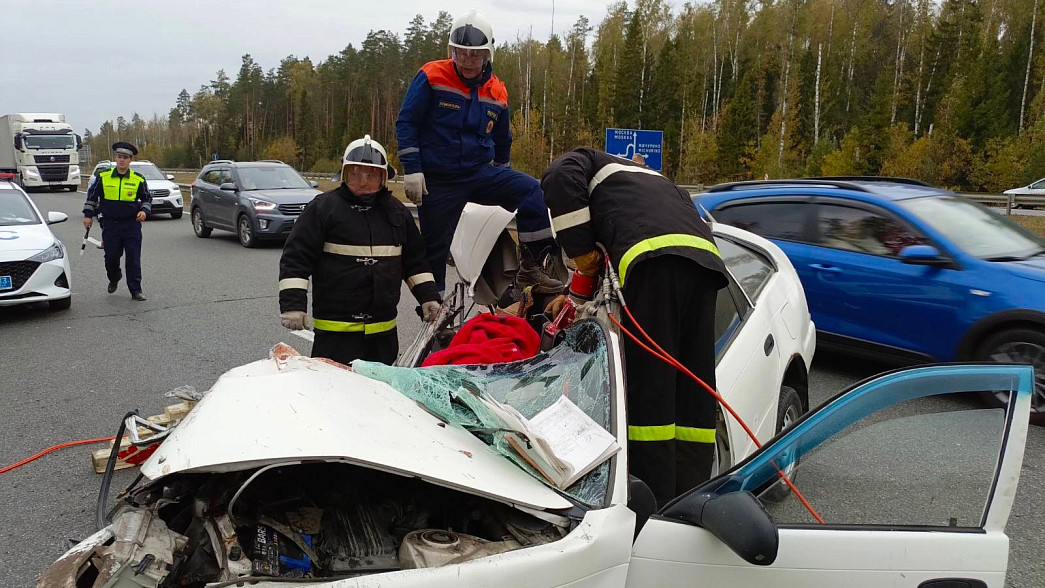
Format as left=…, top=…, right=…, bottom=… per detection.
left=354, top=320, right=614, bottom=508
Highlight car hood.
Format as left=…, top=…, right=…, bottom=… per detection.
left=241, top=188, right=320, bottom=204
left=141, top=351, right=574, bottom=512
left=144, top=180, right=180, bottom=193
left=996, top=255, right=1045, bottom=284
left=0, top=223, right=56, bottom=256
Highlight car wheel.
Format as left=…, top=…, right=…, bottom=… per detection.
left=192, top=208, right=212, bottom=238
left=170, top=210, right=183, bottom=220
left=238, top=214, right=257, bottom=248
left=976, top=328, right=1045, bottom=426
left=760, top=385, right=803, bottom=503
left=67, top=185, right=78, bottom=192
left=49, top=297, right=72, bottom=310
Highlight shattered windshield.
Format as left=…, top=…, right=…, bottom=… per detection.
left=354, top=320, right=615, bottom=508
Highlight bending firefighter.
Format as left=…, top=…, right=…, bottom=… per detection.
left=278, top=135, right=441, bottom=365
left=395, top=10, right=561, bottom=294
left=542, top=147, right=728, bottom=507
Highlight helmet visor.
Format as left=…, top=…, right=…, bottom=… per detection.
left=345, top=144, right=387, bottom=167
left=450, top=24, right=489, bottom=48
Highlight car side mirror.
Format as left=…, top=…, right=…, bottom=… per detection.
left=47, top=211, right=68, bottom=225
left=310, top=180, right=319, bottom=188
left=75, top=134, right=83, bottom=150
left=13, top=134, right=23, bottom=150
left=899, top=244, right=949, bottom=267
left=662, top=491, right=778, bottom=565
left=219, top=182, right=237, bottom=191
left=167, top=174, right=175, bottom=181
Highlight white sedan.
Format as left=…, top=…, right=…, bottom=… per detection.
left=0, top=174, right=71, bottom=310
left=40, top=212, right=1032, bottom=587
left=1003, top=177, right=1045, bottom=208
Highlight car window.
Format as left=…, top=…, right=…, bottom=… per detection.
left=715, top=202, right=809, bottom=242
left=0, top=188, right=41, bottom=226
left=219, top=169, right=233, bottom=185
left=703, top=364, right=1030, bottom=531
left=899, top=195, right=1045, bottom=260
left=714, top=277, right=749, bottom=359
left=235, top=166, right=312, bottom=190
left=1030, top=179, right=1045, bottom=190
left=718, top=237, right=775, bottom=301
left=201, top=169, right=220, bottom=184
left=759, top=399, right=1006, bottom=528
left=817, top=203, right=927, bottom=257
left=131, top=163, right=166, bottom=181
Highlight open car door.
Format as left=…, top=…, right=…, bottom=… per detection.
left=627, top=363, right=1033, bottom=588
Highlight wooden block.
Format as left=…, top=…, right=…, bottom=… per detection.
left=89, top=401, right=197, bottom=474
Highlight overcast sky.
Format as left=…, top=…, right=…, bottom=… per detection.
left=0, top=0, right=629, bottom=135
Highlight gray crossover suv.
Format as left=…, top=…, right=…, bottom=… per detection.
left=190, top=160, right=321, bottom=247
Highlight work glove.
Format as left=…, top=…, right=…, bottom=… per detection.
left=404, top=172, right=428, bottom=206
left=572, top=250, right=604, bottom=276
left=420, top=301, right=441, bottom=322
left=544, top=294, right=568, bottom=317
left=280, top=310, right=309, bottom=331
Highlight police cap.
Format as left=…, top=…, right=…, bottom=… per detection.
left=111, top=142, right=138, bottom=156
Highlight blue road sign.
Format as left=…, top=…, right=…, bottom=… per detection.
left=605, top=128, right=663, bottom=170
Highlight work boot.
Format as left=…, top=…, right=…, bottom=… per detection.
left=107, top=281, right=118, bottom=294
left=517, top=258, right=564, bottom=294
left=131, top=292, right=147, bottom=301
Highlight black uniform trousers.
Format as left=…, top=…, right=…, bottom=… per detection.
left=622, top=255, right=720, bottom=507
left=101, top=219, right=143, bottom=295
left=312, top=328, right=398, bottom=366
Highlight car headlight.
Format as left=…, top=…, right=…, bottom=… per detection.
left=69, top=165, right=81, bottom=176
left=248, top=197, right=277, bottom=211
left=28, top=242, right=64, bottom=263
left=24, top=167, right=40, bottom=178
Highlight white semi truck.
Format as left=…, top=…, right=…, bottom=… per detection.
left=0, top=113, right=82, bottom=191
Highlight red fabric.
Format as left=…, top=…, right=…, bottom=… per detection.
left=422, top=313, right=540, bottom=366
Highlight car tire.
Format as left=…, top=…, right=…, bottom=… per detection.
left=237, top=214, right=257, bottom=248
left=49, top=297, right=72, bottom=310
left=760, top=385, right=803, bottom=503
left=170, top=210, right=183, bottom=220
left=975, top=328, right=1045, bottom=426
left=67, top=185, right=78, bottom=192
left=192, top=208, right=212, bottom=238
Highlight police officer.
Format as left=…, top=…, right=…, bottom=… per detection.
left=396, top=10, right=562, bottom=295
left=278, top=135, right=441, bottom=365
left=542, top=147, right=728, bottom=507
left=83, top=142, right=151, bottom=300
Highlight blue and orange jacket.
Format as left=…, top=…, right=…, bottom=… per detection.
left=396, top=59, right=512, bottom=178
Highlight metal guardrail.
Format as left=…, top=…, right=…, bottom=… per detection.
left=80, top=173, right=1040, bottom=212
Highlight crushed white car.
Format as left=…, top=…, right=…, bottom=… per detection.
left=38, top=206, right=1032, bottom=588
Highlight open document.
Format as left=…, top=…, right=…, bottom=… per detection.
left=491, top=395, right=620, bottom=490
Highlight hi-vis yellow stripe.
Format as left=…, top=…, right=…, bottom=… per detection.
left=628, top=424, right=715, bottom=443
left=618, top=234, right=721, bottom=286
left=312, top=318, right=396, bottom=334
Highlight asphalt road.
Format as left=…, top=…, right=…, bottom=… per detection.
left=1, top=190, right=1042, bottom=587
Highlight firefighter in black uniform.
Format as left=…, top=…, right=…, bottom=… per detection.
left=541, top=147, right=728, bottom=506
left=278, top=135, right=441, bottom=365
left=83, top=142, right=152, bottom=300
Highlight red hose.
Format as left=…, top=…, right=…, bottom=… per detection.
left=609, top=307, right=825, bottom=524
left=0, top=437, right=116, bottom=475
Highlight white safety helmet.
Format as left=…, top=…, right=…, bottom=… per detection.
left=334, top=134, right=396, bottom=183
left=448, top=10, right=495, bottom=62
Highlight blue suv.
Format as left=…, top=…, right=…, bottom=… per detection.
left=696, top=178, right=1045, bottom=422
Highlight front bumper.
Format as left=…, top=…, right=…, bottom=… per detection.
left=254, top=213, right=299, bottom=238
left=149, top=195, right=184, bottom=214
left=0, top=257, right=72, bottom=306
left=21, top=165, right=80, bottom=188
